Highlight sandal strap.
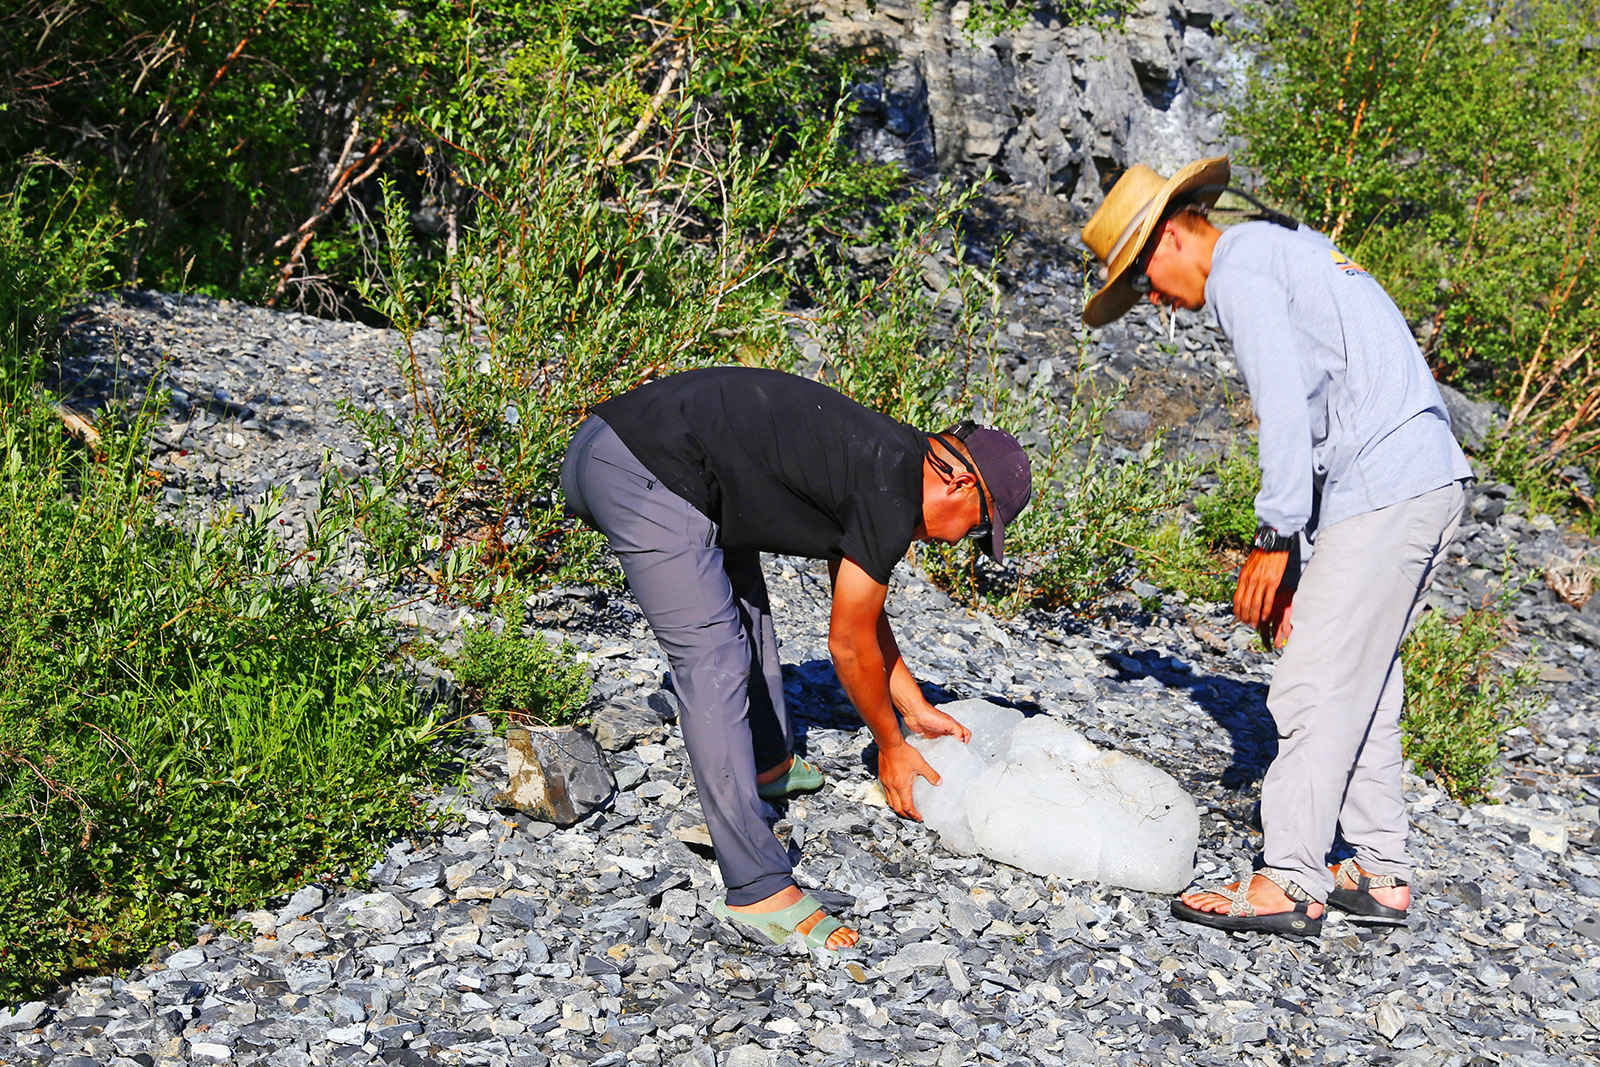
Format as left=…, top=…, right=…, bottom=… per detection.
left=1212, top=880, right=1257, bottom=918
left=1258, top=867, right=1318, bottom=903
left=803, top=913, right=846, bottom=951
left=1334, top=859, right=1407, bottom=891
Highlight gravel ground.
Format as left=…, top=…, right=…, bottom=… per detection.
left=3, top=289, right=1599, bottom=1067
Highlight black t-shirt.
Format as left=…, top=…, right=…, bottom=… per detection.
left=592, top=367, right=925, bottom=584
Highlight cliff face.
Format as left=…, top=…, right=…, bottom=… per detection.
left=819, top=0, right=1238, bottom=204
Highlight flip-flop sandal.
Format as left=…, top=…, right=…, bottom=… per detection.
left=756, top=755, right=825, bottom=800
left=1327, top=860, right=1409, bottom=925
left=714, top=893, right=851, bottom=951
left=1170, top=870, right=1323, bottom=938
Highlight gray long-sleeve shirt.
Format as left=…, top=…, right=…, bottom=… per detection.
left=1205, top=222, right=1471, bottom=537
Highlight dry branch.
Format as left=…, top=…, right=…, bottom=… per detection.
left=605, top=47, right=686, bottom=168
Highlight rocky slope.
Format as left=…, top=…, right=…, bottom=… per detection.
left=6, top=3, right=1600, bottom=1061
left=824, top=0, right=1235, bottom=204
left=5, top=257, right=1598, bottom=1064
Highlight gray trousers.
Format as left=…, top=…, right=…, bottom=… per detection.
left=561, top=416, right=795, bottom=905
left=1260, top=481, right=1466, bottom=900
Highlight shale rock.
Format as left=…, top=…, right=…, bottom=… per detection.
left=495, top=725, right=616, bottom=826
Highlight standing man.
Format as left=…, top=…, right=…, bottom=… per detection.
left=1080, top=158, right=1472, bottom=937
left=561, top=367, right=1032, bottom=950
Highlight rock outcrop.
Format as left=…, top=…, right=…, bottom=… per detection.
left=820, top=0, right=1236, bottom=204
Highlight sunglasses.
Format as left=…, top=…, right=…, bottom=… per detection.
left=928, top=420, right=992, bottom=543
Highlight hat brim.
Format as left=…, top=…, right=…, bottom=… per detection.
left=1082, top=156, right=1231, bottom=328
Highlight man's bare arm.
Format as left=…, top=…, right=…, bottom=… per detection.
left=828, top=557, right=965, bottom=819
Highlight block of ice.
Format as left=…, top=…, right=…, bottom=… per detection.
left=909, top=701, right=1198, bottom=893
left=910, top=699, right=1022, bottom=855
left=908, top=733, right=988, bottom=854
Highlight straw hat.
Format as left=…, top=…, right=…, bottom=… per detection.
left=1080, top=156, right=1230, bottom=327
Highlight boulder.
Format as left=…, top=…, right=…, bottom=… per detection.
left=495, top=725, right=615, bottom=826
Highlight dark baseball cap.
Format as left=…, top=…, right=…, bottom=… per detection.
left=945, top=421, right=1033, bottom=563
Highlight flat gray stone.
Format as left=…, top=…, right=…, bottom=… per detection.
left=275, top=884, right=326, bottom=926
left=591, top=702, right=668, bottom=751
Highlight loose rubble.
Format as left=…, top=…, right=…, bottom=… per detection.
left=10, top=285, right=1598, bottom=1067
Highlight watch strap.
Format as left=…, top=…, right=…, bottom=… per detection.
left=1253, top=524, right=1298, bottom=553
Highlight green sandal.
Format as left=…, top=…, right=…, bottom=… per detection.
left=756, top=755, right=825, bottom=799
left=714, top=893, right=851, bottom=951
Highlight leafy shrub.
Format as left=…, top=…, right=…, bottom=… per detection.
left=341, top=13, right=877, bottom=599
left=0, top=173, right=122, bottom=371
left=1226, top=0, right=1600, bottom=472
left=922, top=360, right=1202, bottom=614
left=1400, top=606, right=1537, bottom=804
left=1194, top=440, right=1259, bottom=552
left=1137, top=520, right=1237, bottom=606
left=448, top=611, right=591, bottom=727
left=0, top=296, right=437, bottom=997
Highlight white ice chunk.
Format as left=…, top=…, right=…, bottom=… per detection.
left=908, top=734, right=988, bottom=854
left=942, top=698, right=1025, bottom=764
left=909, top=701, right=1198, bottom=894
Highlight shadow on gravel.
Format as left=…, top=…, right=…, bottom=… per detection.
left=1106, top=648, right=1278, bottom=790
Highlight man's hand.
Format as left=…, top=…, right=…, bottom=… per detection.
left=900, top=703, right=971, bottom=743
left=876, top=739, right=943, bottom=821
left=1233, top=547, right=1289, bottom=626
left=1261, top=599, right=1293, bottom=650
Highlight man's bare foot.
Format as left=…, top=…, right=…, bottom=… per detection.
left=727, top=885, right=859, bottom=949
left=1180, top=873, right=1325, bottom=920
left=755, top=756, right=793, bottom=787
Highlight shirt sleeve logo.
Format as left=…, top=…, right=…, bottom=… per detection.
left=1330, top=249, right=1370, bottom=277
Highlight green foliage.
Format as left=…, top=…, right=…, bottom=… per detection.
left=940, top=0, right=1140, bottom=40
left=447, top=610, right=591, bottom=727
left=923, top=360, right=1202, bottom=614
left=0, top=232, right=438, bottom=996
left=0, top=0, right=860, bottom=308
left=1400, top=606, right=1538, bottom=804
left=1137, top=519, right=1236, bottom=606
left=343, top=11, right=875, bottom=597
left=1194, top=439, right=1259, bottom=551
left=0, top=171, right=123, bottom=370
left=1226, top=0, right=1600, bottom=472
left=1483, top=428, right=1600, bottom=535
left=799, top=184, right=994, bottom=428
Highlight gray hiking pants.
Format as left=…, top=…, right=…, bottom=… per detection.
left=561, top=415, right=795, bottom=905
left=1260, top=481, right=1466, bottom=901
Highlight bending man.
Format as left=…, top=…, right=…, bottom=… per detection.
left=1081, top=157, right=1471, bottom=937
left=562, top=367, right=1032, bottom=950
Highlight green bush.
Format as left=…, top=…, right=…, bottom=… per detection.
left=922, top=357, right=1202, bottom=614
left=1194, top=440, right=1259, bottom=552
left=1226, top=0, right=1600, bottom=475
left=0, top=185, right=440, bottom=994
left=1400, top=606, right=1537, bottom=805
left=0, top=396, right=440, bottom=998
left=447, top=610, right=591, bottom=728
left=0, top=173, right=123, bottom=372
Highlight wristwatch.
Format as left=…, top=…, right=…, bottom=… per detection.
left=1252, top=524, right=1298, bottom=553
